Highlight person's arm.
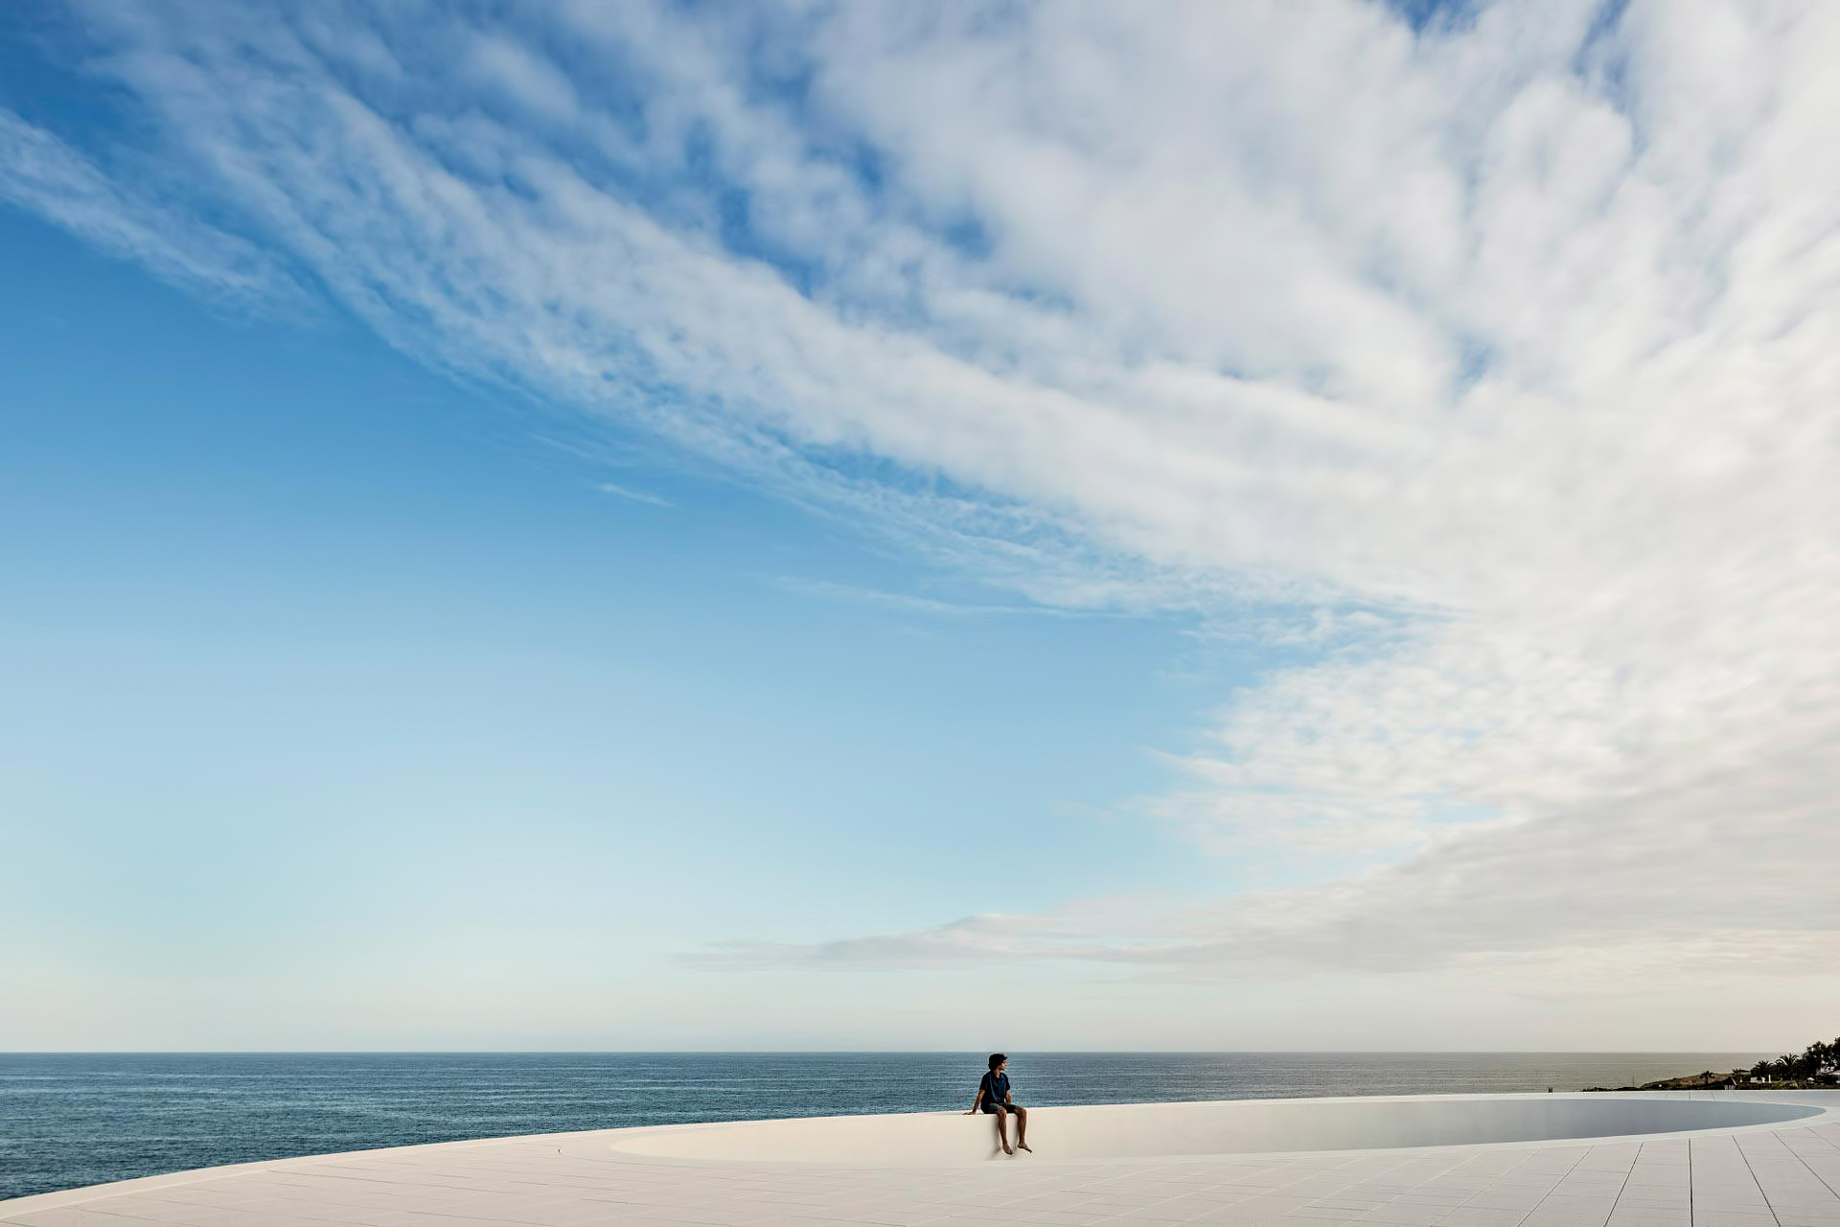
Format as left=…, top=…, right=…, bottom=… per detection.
left=966, top=1078, right=986, bottom=1114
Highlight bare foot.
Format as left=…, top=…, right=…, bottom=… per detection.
left=1017, top=1142, right=1032, bottom=1153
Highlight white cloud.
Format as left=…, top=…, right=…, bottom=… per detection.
left=0, top=109, right=298, bottom=308
left=595, top=481, right=672, bottom=507
left=5, top=0, right=1839, bottom=999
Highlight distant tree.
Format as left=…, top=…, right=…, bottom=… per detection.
left=1734, top=1036, right=1840, bottom=1086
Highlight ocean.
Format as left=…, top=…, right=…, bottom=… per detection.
left=0, top=1051, right=1768, bottom=1201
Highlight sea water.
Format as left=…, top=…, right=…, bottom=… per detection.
left=0, top=1051, right=1767, bottom=1201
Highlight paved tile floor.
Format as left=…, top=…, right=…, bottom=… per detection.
left=3, top=1093, right=1835, bottom=1226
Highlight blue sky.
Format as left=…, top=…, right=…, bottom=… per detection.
left=1, top=206, right=1250, bottom=1043
left=4, top=0, right=1838, bottom=1050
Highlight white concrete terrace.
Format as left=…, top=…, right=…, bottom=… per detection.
left=3, top=1090, right=1837, bottom=1226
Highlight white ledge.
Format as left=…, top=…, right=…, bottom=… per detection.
left=607, top=1092, right=1827, bottom=1165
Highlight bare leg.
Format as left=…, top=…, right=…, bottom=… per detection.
left=992, top=1106, right=1013, bottom=1154
left=1013, top=1106, right=1030, bottom=1151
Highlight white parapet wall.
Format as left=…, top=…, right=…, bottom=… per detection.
left=608, top=1093, right=1827, bottom=1165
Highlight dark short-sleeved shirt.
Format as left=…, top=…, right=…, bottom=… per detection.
left=979, top=1071, right=1012, bottom=1106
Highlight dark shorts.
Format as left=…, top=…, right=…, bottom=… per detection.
left=981, top=1102, right=1024, bottom=1114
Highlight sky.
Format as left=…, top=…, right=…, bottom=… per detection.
left=1, top=0, right=1836, bottom=1053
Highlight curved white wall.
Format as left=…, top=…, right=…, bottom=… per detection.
left=609, top=1095, right=1826, bottom=1165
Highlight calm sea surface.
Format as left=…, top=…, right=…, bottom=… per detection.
left=0, top=1052, right=1767, bottom=1201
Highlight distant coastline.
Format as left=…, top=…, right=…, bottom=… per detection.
left=1586, top=1034, right=1838, bottom=1092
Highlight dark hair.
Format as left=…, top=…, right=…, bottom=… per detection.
left=988, top=1053, right=1006, bottom=1071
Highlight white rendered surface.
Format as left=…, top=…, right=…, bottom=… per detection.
left=3, top=1091, right=1838, bottom=1226
left=611, top=1094, right=1823, bottom=1164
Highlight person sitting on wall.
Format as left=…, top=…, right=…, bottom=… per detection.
left=967, top=1053, right=1030, bottom=1154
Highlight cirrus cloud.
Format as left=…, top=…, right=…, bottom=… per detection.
left=4, top=0, right=1838, bottom=995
